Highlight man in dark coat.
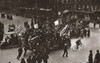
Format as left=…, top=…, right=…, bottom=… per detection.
left=94, top=22, right=96, bottom=28
left=62, top=43, right=68, bottom=57
left=84, top=28, right=87, bottom=37
left=87, top=29, right=90, bottom=37
left=8, top=62, right=11, bottom=63
left=31, top=18, right=34, bottom=28
left=88, top=50, right=93, bottom=63
left=21, top=58, right=26, bottom=63
left=76, top=39, right=81, bottom=49
left=42, top=53, right=49, bottom=63
left=36, top=53, right=42, bottom=63
left=0, top=22, right=4, bottom=41
left=17, top=47, right=23, bottom=60
left=32, top=54, right=36, bottom=63
left=27, top=56, right=32, bottom=63
left=66, top=37, right=71, bottom=48
left=94, top=50, right=100, bottom=63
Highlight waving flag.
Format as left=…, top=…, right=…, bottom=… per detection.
left=60, top=25, right=68, bottom=36
left=15, top=25, right=23, bottom=34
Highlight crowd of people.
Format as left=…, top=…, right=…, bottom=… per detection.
left=16, top=47, right=49, bottom=63
left=1, top=12, right=13, bottom=20
left=1, top=12, right=98, bottom=63
left=15, top=15, right=92, bottom=63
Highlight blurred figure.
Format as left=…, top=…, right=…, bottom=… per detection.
left=62, top=43, right=68, bottom=57
left=8, top=62, right=11, bottom=63
left=76, top=39, right=82, bottom=49
left=42, top=53, right=49, bottom=63
left=21, top=58, right=26, bottom=63
left=32, top=54, right=36, bottom=63
left=1, top=12, right=5, bottom=18
left=36, top=52, right=42, bottom=63
left=94, top=22, right=96, bottom=28
left=17, top=47, right=23, bottom=60
left=94, top=50, right=100, bottom=63
left=87, top=28, right=90, bottom=37
left=31, top=18, right=34, bottom=28
left=88, top=50, right=93, bottom=63
left=0, top=22, right=4, bottom=41
left=27, top=56, right=32, bottom=63
left=84, top=28, right=87, bottom=37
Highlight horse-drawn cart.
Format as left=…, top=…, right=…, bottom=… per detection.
left=0, top=29, right=22, bottom=49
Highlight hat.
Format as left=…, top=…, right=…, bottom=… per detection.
left=65, top=43, right=67, bottom=45
left=89, top=50, right=92, bottom=53
left=97, top=50, right=99, bottom=53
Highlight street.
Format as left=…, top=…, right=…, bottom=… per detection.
left=0, top=15, right=100, bottom=63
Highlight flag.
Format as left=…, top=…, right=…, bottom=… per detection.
left=15, top=25, right=23, bottom=34
left=54, top=20, right=59, bottom=26
left=60, top=25, right=68, bottom=36
left=34, top=23, right=38, bottom=29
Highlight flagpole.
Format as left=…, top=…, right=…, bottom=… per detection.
left=17, top=20, right=19, bottom=27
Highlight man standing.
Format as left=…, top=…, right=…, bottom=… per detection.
left=94, top=50, right=100, bottom=63
left=42, top=53, right=49, bottom=63
left=76, top=39, right=81, bottom=49
left=17, top=47, right=23, bottom=60
left=36, top=52, right=42, bottom=63
left=62, top=43, right=68, bottom=57
left=94, top=22, right=96, bottom=28
left=32, top=54, right=36, bottom=63
left=21, top=58, right=26, bottom=63
left=87, top=28, right=90, bottom=37
left=27, top=56, right=32, bottom=63
left=88, top=50, right=93, bottom=63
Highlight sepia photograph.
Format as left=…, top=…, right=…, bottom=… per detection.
left=0, top=0, right=100, bottom=63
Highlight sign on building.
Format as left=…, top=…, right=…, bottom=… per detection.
left=34, top=23, right=38, bottom=29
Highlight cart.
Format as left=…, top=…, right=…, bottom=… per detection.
left=0, top=32, right=19, bottom=49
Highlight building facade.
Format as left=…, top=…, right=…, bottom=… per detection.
left=0, top=0, right=100, bottom=18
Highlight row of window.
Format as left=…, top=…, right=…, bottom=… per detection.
left=56, top=0, right=92, bottom=4
left=69, top=4, right=100, bottom=11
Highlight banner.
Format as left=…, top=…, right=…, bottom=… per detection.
left=60, top=25, right=68, bottom=36
left=15, top=25, right=23, bottom=34
left=54, top=20, right=59, bottom=26
left=34, top=23, right=38, bottom=29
